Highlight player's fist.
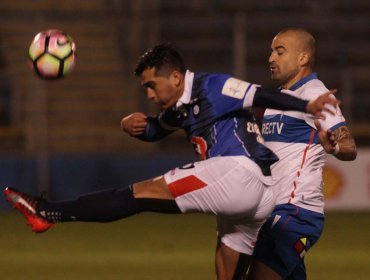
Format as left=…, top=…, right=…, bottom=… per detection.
left=120, top=112, right=148, bottom=136
left=314, top=119, right=337, bottom=154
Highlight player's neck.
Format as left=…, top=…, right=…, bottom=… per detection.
left=282, top=68, right=312, bottom=90
left=175, top=79, right=186, bottom=102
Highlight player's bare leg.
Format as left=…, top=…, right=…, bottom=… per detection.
left=216, top=241, right=250, bottom=280
left=133, top=176, right=174, bottom=200
left=247, top=261, right=281, bottom=280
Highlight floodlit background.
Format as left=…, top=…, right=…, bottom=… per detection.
left=0, top=1, right=369, bottom=279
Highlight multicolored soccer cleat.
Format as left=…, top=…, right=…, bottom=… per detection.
left=4, top=187, right=53, bottom=233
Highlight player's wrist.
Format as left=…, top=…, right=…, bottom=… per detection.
left=305, top=100, right=314, bottom=115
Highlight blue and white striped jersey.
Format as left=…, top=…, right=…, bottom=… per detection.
left=262, top=73, right=346, bottom=213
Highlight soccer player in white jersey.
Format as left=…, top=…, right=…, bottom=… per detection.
left=247, top=28, right=357, bottom=280
left=4, top=44, right=338, bottom=280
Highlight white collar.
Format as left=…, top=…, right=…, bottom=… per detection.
left=175, top=70, right=194, bottom=109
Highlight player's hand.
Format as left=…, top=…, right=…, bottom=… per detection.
left=306, top=89, right=339, bottom=119
left=314, top=119, right=338, bottom=154
left=120, top=112, right=148, bottom=136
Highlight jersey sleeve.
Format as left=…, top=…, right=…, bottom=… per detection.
left=206, top=75, right=259, bottom=116
left=136, top=110, right=178, bottom=142
left=315, top=104, right=346, bottom=131
left=302, top=87, right=346, bottom=131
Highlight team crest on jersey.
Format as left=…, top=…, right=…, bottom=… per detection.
left=222, top=78, right=249, bottom=99
left=192, top=104, right=200, bottom=116
left=294, top=237, right=309, bottom=258
left=191, top=136, right=207, bottom=160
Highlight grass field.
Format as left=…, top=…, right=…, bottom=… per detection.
left=1, top=211, right=369, bottom=280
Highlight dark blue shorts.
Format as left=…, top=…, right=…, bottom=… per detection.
left=252, top=204, right=324, bottom=280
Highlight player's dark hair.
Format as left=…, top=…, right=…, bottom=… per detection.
left=134, top=43, right=186, bottom=77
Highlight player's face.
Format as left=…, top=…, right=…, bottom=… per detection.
left=269, top=32, right=303, bottom=89
left=140, top=67, right=183, bottom=109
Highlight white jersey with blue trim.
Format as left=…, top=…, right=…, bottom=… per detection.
left=262, top=73, right=346, bottom=213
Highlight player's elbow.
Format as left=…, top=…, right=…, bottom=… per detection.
left=347, top=143, right=358, bottom=161
left=338, top=147, right=357, bottom=161
left=348, top=149, right=357, bottom=161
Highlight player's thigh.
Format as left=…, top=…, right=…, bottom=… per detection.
left=216, top=181, right=274, bottom=256
left=133, top=176, right=174, bottom=200
left=163, top=157, right=268, bottom=216
left=217, top=214, right=266, bottom=256
left=216, top=241, right=251, bottom=280
left=247, top=260, right=282, bottom=280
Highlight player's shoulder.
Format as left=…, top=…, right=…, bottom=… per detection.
left=305, top=78, right=327, bottom=91
left=194, top=72, right=233, bottom=93
left=195, top=72, right=231, bottom=82
left=300, top=78, right=329, bottom=100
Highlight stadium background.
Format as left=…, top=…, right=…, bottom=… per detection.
left=0, top=0, right=369, bottom=279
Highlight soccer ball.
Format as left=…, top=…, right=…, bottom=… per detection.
left=28, top=29, right=76, bottom=79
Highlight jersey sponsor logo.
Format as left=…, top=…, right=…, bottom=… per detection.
left=263, top=114, right=320, bottom=144
left=246, top=122, right=265, bottom=144
left=222, top=78, right=249, bottom=99
left=191, top=136, right=207, bottom=160
left=262, top=121, right=284, bottom=135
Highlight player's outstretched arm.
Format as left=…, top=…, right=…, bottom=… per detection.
left=121, top=112, right=148, bottom=136
left=306, top=90, right=339, bottom=118
left=314, top=120, right=357, bottom=161
left=252, top=88, right=339, bottom=118
left=120, top=112, right=176, bottom=142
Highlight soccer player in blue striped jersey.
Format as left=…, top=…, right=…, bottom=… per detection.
left=4, top=43, right=339, bottom=280
left=248, top=28, right=357, bottom=280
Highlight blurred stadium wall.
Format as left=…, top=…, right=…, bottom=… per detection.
left=0, top=0, right=369, bottom=209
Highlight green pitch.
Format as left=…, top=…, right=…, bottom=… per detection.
left=306, top=212, right=370, bottom=280
left=0, top=212, right=369, bottom=280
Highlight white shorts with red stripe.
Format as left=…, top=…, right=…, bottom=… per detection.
left=163, top=156, right=275, bottom=255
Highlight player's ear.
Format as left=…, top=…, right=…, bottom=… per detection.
left=299, top=52, right=310, bottom=66
left=170, top=70, right=182, bottom=87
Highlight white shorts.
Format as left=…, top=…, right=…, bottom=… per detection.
left=163, top=156, right=275, bottom=255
